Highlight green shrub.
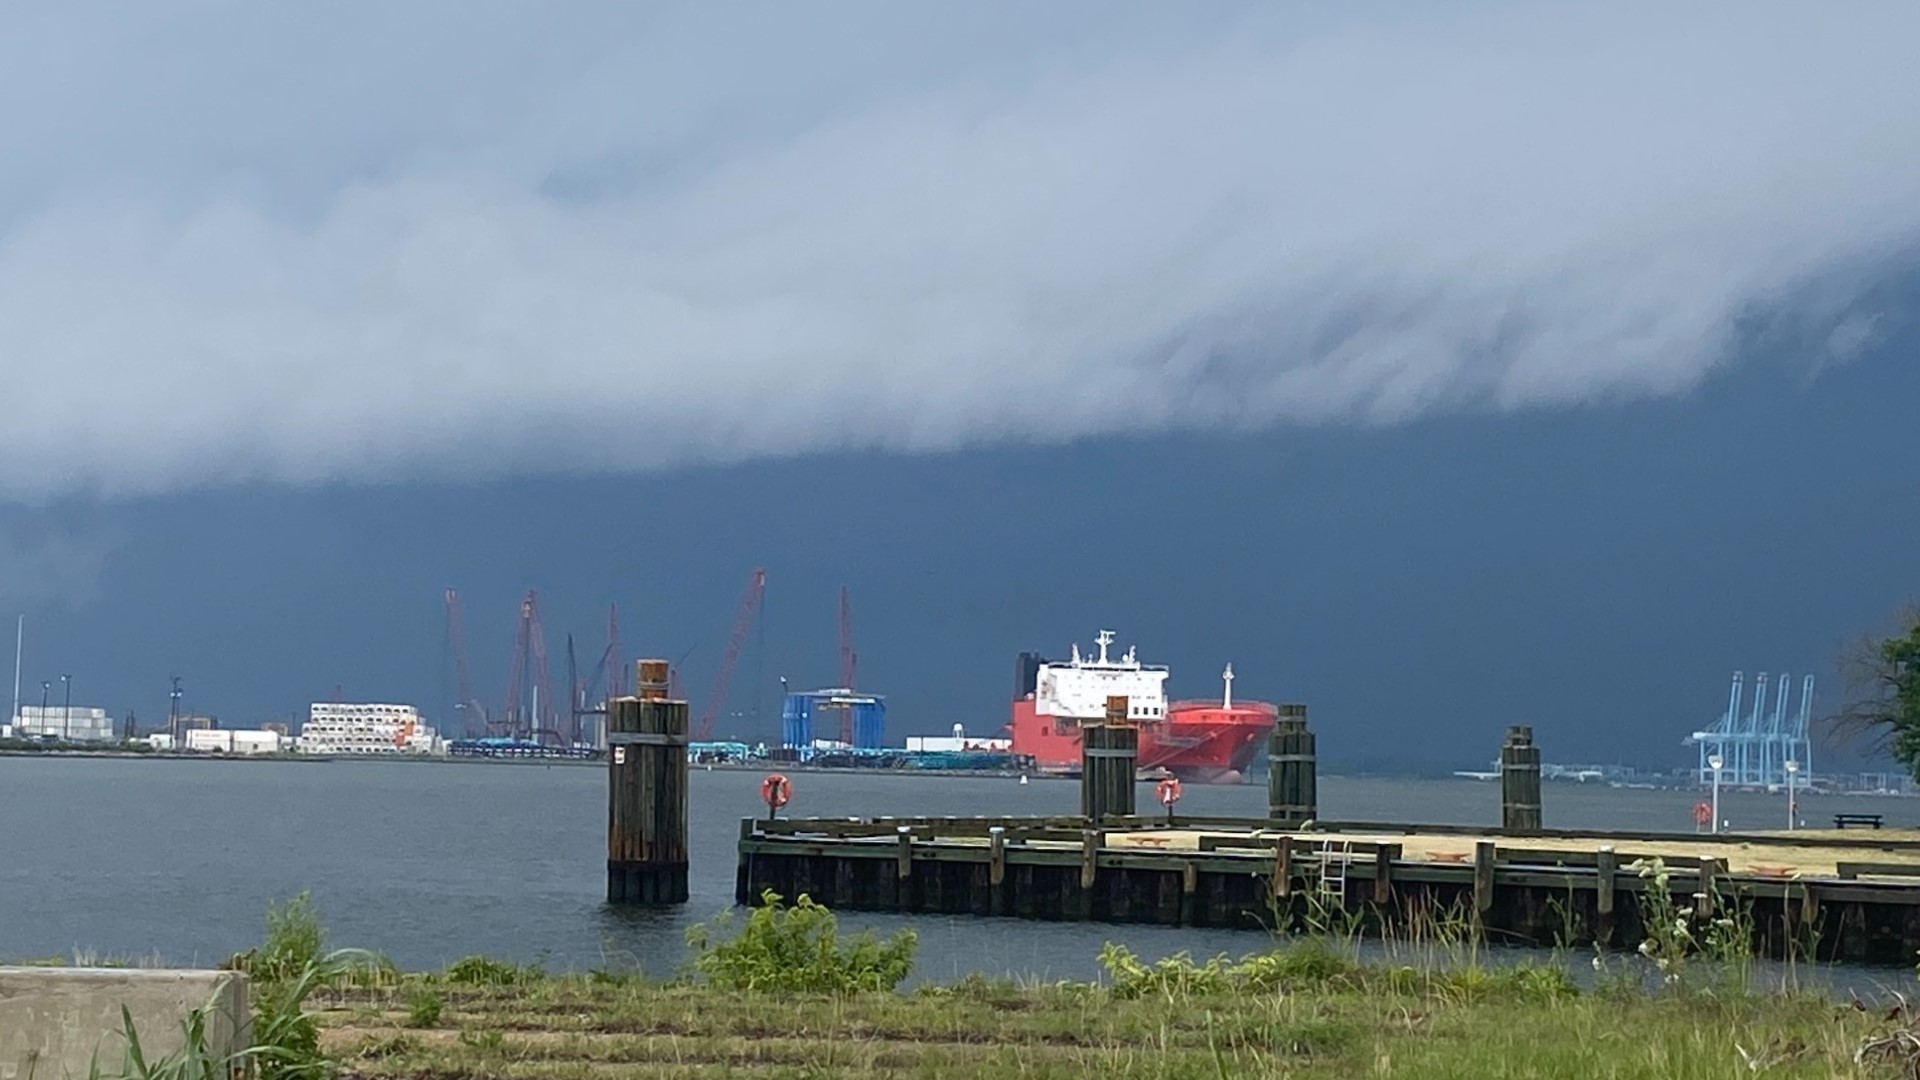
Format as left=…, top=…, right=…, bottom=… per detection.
left=404, top=988, right=444, bottom=1029
left=1100, top=938, right=1359, bottom=999
left=239, top=892, right=325, bottom=984
left=444, top=955, right=540, bottom=986
left=685, top=890, right=917, bottom=994
left=1099, top=944, right=1236, bottom=998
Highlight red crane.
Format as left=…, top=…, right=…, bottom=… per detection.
left=503, top=589, right=558, bottom=744
left=603, top=603, right=623, bottom=699
left=838, top=584, right=858, bottom=744
left=444, top=588, right=485, bottom=737
left=694, top=567, right=766, bottom=741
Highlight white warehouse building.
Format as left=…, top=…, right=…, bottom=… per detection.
left=183, top=729, right=285, bottom=755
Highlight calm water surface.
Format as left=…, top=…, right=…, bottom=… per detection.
left=1, top=756, right=1914, bottom=987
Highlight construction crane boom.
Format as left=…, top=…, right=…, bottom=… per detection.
left=838, top=584, right=858, bottom=744
left=602, top=603, right=623, bottom=699
left=695, top=568, right=767, bottom=741
left=445, top=588, right=482, bottom=737
left=503, top=589, right=558, bottom=743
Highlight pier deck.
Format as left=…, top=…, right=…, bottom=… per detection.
left=736, top=815, right=1920, bottom=964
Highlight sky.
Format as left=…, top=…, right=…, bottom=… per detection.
left=2, top=2, right=1917, bottom=771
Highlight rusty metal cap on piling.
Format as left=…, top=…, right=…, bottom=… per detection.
left=1105, top=694, right=1130, bottom=724
left=636, top=659, right=671, bottom=701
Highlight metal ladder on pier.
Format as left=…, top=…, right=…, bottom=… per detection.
left=1315, top=839, right=1353, bottom=903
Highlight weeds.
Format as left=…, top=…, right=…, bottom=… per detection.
left=684, top=889, right=917, bottom=994
left=443, top=954, right=541, bottom=986
left=240, top=892, right=326, bottom=983
left=403, top=987, right=443, bottom=1028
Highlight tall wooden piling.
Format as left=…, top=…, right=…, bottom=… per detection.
left=1500, top=725, right=1542, bottom=834
left=607, top=659, right=689, bottom=904
left=1267, top=705, right=1316, bottom=825
left=1080, top=695, right=1137, bottom=821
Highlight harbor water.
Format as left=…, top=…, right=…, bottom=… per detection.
left=1, top=756, right=1915, bottom=986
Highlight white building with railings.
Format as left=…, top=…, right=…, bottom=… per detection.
left=297, top=703, right=441, bottom=755
left=8, top=705, right=115, bottom=743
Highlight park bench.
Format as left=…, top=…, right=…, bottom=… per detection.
left=1834, top=813, right=1885, bottom=830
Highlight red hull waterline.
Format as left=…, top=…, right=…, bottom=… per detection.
left=1008, top=697, right=1277, bottom=785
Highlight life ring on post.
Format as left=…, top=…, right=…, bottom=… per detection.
left=762, top=773, right=793, bottom=812
left=1156, top=777, right=1183, bottom=808
left=1692, top=801, right=1712, bottom=828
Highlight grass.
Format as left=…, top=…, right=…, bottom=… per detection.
left=309, top=966, right=1889, bottom=1079
left=73, top=873, right=1920, bottom=1079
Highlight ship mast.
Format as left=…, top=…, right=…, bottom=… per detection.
left=1222, top=664, right=1234, bottom=710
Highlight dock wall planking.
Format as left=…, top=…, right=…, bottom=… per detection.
left=736, top=817, right=1920, bottom=965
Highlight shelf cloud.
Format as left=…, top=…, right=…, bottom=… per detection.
left=1, top=2, right=1917, bottom=499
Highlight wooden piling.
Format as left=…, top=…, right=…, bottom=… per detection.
left=1473, top=840, right=1496, bottom=923
left=1080, top=696, right=1138, bottom=821
left=1373, top=842, right=1400, bottom=904
left=1595, top=846, right=1617, bottom=946
left=1267, top=706, right=1317, bottom=825
left=1696, top=857, right=1724, bottom=919
left=606, top=659, right=689, bottom=904
left=1500, top=725, right=1542, bottom=833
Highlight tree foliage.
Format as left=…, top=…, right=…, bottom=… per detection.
left=1834, top=605, right=1920, bottom=779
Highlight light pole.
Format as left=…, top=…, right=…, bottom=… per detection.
left=60, top=674, right=72, bottom=742
left=39, top=680, right=49, bottom=737
left=1785, top=759, right=1800, bottom=831
left=1707, top=753, right=1724, bottom=835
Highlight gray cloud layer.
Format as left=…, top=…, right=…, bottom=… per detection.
left=2, top=2, right=1916, bottom=498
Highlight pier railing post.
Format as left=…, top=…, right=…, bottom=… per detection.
left=1500, top=725, right=1542, bottom=834
left=1267, top=705, right=1316, bottom=826
left=607, top=659, right=689, bottom=904
left=1081, top=695, right=1138, bottom=822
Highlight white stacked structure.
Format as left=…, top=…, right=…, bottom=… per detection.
left=9, top=705, right=114, bottom=743
left=297, top=703, right=441, bottom=755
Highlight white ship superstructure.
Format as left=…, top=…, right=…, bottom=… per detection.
left=1033, top=630, right=1168, bottom=721
left=298, top=703, right=441, bottom=755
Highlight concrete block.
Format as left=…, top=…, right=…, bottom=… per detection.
left=0, top=967, right=250, bottom=1080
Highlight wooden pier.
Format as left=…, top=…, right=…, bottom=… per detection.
left=735, top=813, right=1920, bottom=963
left=708, top=707, right=1920, bottom=962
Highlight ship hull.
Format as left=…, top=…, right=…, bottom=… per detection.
left=1008, top=698, right=1273, bottom=785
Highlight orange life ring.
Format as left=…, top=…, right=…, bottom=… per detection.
left=1692, top=801, right=1712, bottom=827
left=1156, top=777, right=1183, bottom=807
left=761, top=773, right=792, bottom=810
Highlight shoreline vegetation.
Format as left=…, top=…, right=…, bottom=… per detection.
left=34, top=880, right=1920, bottom=1079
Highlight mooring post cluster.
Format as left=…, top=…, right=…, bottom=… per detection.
left=1267, top=703, right=1317, bottom=826
left=606, top=658, right=690, bottom=904
left=1500, top=724, right=1543, bottom=833
left=1080, top=694, right=1138, bottom=821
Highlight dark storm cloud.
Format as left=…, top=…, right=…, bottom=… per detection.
left=1, top=1, right=1916, bottom=498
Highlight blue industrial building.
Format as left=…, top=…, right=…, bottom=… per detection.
left=781, top=688, right=887, bottom=751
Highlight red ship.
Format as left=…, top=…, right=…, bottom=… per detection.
left=1007, top=630, right=1277, bottom=784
